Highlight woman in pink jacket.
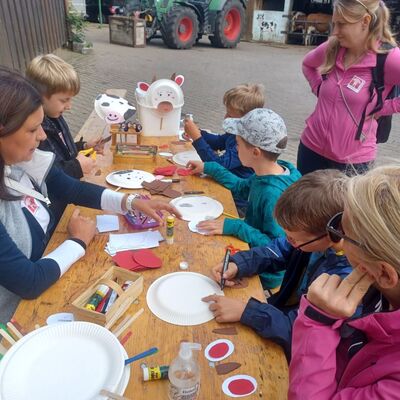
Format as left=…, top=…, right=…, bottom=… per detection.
left=297, top=0, right=400, bottom=175
left=289, top=165, right=400, bottom=399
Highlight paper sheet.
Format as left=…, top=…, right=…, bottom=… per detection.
left=96, top=215, right=120, bottom=233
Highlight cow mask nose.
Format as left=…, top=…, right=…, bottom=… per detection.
left=157, top=101, right=173, bottom=113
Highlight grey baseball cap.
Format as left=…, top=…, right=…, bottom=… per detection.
left=223, top=108, right=287, bottom=154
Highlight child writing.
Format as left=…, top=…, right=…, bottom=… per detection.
left=203, top=170, right=352, bottom=359
left=188, top=108, right=301, bottom=289
left=26, top=54, right=104, bottom=180
left=289, top=166, right=400, bottom=399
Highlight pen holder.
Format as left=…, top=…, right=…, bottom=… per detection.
left=71, top=266, right=143, bottom=327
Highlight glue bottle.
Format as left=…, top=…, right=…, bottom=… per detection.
left=166, top=215, right=175, bottom=245
left=168, top=342, right=201, bottom=400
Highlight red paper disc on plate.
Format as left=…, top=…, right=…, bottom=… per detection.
left=209, top=342, right=229, bottom=359
left=222, top=375, right=257, bottom=398
left=133, top=249, right=162, bottom=268
left=204, top=339, right=234, bottom=362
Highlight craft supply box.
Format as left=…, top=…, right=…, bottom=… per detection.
left=71, top=266, right=143, bottom=326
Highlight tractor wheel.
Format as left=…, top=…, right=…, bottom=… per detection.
left=211, top=0, right=245, bottom=48
left=161, top=7, right=199, bottom=49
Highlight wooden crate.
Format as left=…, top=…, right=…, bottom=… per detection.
left=71, top=266, right=143, bottom=327
left=113, top=144, right=157, bottom=163
left=109, top=16, right=146, bottom=48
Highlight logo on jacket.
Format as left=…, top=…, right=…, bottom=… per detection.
left=347, top=76, right=366, bottom=93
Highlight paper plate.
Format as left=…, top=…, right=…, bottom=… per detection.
left=188, top=220, right=209, bottom=235
left=116, top=348, right=131, bottom=397
left=146, top=272, right=224, bottom=326
left=0, top=322, right=125, bottom=400
left=106, top=169, right=155, bottom=189
left=170, top=196, right=223, bottom=221
left=172, top=150, right=201, bottom=166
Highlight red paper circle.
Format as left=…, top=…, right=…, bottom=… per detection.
left=133, top=249, right=162, bottom=268
left=228, top=379, right=255, bottom=396
left=209, top=342, right=229, bottom=359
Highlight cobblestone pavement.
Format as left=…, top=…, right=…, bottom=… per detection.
left=56, top=24, right=399, bottom=166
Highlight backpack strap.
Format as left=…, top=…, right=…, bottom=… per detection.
left=355, top=52, right=388, bottom=140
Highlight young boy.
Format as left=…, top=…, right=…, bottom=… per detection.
left=26, top=54, right=103, bottom=180
left=202, top=170, right=352, bottom=360
left=188, top=108, right=301, bottom=289
left=184, top=83, right=264, bottom=180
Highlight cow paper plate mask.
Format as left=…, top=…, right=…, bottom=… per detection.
left=94, top=94, right=136, bottom=124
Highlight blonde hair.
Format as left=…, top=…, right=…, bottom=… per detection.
left=223, top=84, right=265, bottom=116
left=274, top=169, right=347, bottom=234
left=320, top=0, right=396, bottom=74
left=344, top=165, right=400, bottom=271
left=26, top=54, right=80, bottom=97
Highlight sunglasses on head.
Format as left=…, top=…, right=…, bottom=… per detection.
left=326, top=212, right=364, bottom=249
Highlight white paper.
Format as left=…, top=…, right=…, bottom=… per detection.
left=96, top=215, right=120, bottom=233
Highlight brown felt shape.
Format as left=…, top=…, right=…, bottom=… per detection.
left=212, top=327, right=238, bottom=335
left=142, top=180, right=181, bottom=198
left=216, top=362, right=241, bottom=375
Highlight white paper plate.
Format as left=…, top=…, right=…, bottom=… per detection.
left=0, top=322, right=125, bottom=400
left=116, top=348, right=131, bottom=397
left=106, top=169, right=155, bottom=189
left=188, top=220, right=209, bottom=235
left=170, top=196, right=223, bottom=221
left=146, top=272, right=224, bottom=326
left=172, top=150, right=201, bottom=166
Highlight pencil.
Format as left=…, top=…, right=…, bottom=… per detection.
left=222, top=211, right=240, bottom=219
left=220, top=248, right=231, bottom=290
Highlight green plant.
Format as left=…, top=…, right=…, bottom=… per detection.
left=67, top=5, right=88, bottom=44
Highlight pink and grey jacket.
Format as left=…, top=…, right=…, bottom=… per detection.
left=301, top=41, right=400, bottom=164
left=289, top=295, right=400, bottom=399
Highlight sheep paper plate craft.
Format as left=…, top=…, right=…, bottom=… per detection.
left=135, top=74, right=184, bottom=136
left=94, top=94, right=136, bottom=124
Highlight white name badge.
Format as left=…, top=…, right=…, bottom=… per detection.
left=347, top=75, right=366, bottom=93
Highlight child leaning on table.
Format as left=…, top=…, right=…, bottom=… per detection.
left=26, top=54, right=104, bottom=180
left=203, top=170, right=353, bottom=360
left=188, top=108, right=301, bottom=289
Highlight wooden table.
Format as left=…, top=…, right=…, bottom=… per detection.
left=13, top=129, right=288, bottom=399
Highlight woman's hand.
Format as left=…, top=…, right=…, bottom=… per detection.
left=186, top=160, right=204, bottom=175
left=184, top=119, right=201, bottom=141
left=76, top=153, right=96, bottom=174
left=307, top=269, right=374, bottom=318
left=67, top=209, right=96, bottom=246
left=196, top=219, right=224, bottom=235
left=133, top=198, right=182, bottom=225
left=211, top=261, right=239, bottom=286
left=202, top=294, right=246, bottom=323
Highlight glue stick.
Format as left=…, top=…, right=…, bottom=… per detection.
left=84, top=284, right=109, bottom=311
left=166, top=215, right=175, bottom=245
left=143, top=365, right=169, bottom=381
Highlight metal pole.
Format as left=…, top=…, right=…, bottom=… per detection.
left=98, top=0, right=103, bottom=25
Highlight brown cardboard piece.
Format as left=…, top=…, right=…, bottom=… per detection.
left=216, top=362, right=241, bottom=375
left=212, top=327, right=238, bottom=335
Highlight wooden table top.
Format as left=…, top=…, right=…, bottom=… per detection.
left=13, top=134, right=288, bottom=399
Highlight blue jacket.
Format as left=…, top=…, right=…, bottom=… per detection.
left=0, top=166, right=104, bottom=300
left=231, top=237, right=352, bottom=360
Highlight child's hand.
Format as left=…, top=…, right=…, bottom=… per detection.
left=85, top=138, right=105, bottom=155
left=184, top=119, right=201, bottom=140
left=307, top=269, right=374, bottom=318
left=67, top=209, right=96, bottom=246
left=211, top=261, right=238, bottom=285
left=197, top=219, right=224, bottom=235
left=186, top=160, right=204, bottom=174
left=76, top=153, right=96, bottom=174
left=202, top=295, right=246, bottom=323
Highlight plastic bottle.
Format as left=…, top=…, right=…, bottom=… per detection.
left=168, top=342, right=201, bottom=400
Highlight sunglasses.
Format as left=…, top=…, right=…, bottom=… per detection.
left=294, top=233, right=327, bottom=249
left=326, top=212, right=364, bottom=249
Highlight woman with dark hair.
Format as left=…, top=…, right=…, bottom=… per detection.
left=0, top=67, right=179, bottom=322
left=297, top=0, right=400, bottom=175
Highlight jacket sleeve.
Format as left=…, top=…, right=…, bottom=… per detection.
left=195, top=130, right=227, bottom=151
left=231, top=237, right=292, bottom=277
left=375, top=47, right=400, bottom=117
left=0, top=222, right=61, bottom=299
left=223, top=190, right=282, bottom=247
left=46, top=166, right=104, bottom=208
left=302, top=41, right=329, bottom=96
left=204, top=162, right=250, bottom=200
left=241, top=298, right=297, bottom=359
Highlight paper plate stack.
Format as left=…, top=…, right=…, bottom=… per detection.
left=0, top=322, right=130, bottom=400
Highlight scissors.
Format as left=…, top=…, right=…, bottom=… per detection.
left=79, top=147, right=97, bottom=160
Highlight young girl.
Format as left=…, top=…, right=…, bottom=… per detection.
left=289, top=165, right=400, bottom=398
left=297, top=0, right=400, bottom=174
left=0, top=67, right=179, bottom=323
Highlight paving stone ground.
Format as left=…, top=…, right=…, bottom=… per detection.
left=56, top=24, right=399, bottom=166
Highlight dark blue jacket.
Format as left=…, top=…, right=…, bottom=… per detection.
left=0, top=166, right=104, bottom=299
left=192, top=130, right=253, bottom=179
left=231, top=236, right=352, bottom=360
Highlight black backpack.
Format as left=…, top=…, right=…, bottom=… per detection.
left=356, top=49, right=400, bottom=144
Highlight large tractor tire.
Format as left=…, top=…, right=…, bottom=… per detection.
left=210, top=0, right=245, bottom=48
left=161, top=7, right=199, bottom=49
